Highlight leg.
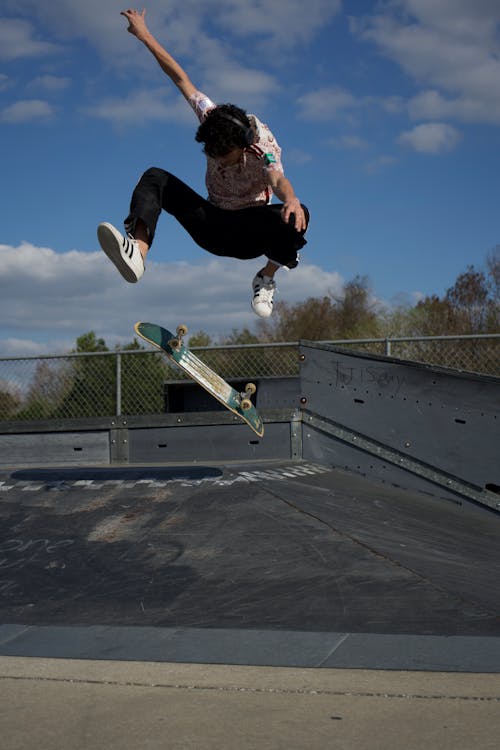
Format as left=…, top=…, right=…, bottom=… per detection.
left=246, top=205, right=310, bottom=318
left=125, top=168, right=221, bottom=253
left=99, top=168, right=226, bottom=282
left=132, top=219, right=150, bottom=261
left=258, top=259, right=280, bottom=279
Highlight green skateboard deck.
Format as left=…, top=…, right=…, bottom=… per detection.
left=134, top=322, right=264, bottom=437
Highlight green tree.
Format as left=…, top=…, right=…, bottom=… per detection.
left=120, top=338, right=167, bottom=416
left=378, top=250, right=499, bottom=338
left=0, top=383, right=21, bottom=420
left=223, top=327, right=260, bottom=345
left=73, top=331, right=108, bottom=353
left=15, top=360, right=74, bottom=420
left=54, top=331, right=115, bottom=417
left=486, top=246, right=500, bottom=303
left=258, top=296, right=337, bottom=342
left=406, top=295, right=457, bottom=336
left=332, top=275, right=380, bottom=339
left=188, top=331, right=213, bottom=347
left=258, top=275, right=380, bottom=342
left=445, top=266, right=489, bottom=333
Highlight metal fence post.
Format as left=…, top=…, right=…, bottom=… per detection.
left=116, top=352, right=122, bottom=416
left=385, top=338, right=392, bottom=357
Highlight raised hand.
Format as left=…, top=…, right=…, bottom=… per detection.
left=120, top=8, right=148, bottom=40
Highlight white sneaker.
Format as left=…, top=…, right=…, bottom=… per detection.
left=251, top=273, right=276, bottom=318
left=97, top=222, right=145, bottom=283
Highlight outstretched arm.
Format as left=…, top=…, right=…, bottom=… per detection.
left=121, top=8, right=196, bottom=100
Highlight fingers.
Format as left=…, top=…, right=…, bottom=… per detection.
left=120, top=7, right=146, bottom=34
left=281, top=204, right=306, bottom=232
left=281, top=204, right=291, bottom=225
left=295, top=214, right=306, bottom=232
left=120, top=8, right=146, bottom=18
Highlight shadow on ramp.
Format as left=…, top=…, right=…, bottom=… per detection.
left=10, top=465, right=222, bottom=482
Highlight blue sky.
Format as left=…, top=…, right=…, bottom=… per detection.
left=1, top=0, right=499, bottom=355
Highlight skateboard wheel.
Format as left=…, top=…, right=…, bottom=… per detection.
left=240, top=398, right=252, bottom=411
left=169, top=338, right=181, bottom=350
left=176, top=324, right=188, bottom=337
left=245, top=383, right=257, bottom=396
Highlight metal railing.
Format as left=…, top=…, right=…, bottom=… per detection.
left=0, top=334, right=498, bottom=422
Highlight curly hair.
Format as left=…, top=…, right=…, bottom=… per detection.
left=195, top=104, right=252, bottom=158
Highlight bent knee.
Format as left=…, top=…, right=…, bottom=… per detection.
left=141, top=167, right=171, bottom=181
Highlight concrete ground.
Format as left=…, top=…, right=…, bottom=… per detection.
left=1, top=656, right=500, bottom=750
left=1, top=461, right=499, bottom=748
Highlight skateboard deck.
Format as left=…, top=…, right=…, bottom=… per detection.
left=134, top=322, right=264, bottom=437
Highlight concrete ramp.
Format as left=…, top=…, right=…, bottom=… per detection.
left=1, top=460, right=500, bottom=671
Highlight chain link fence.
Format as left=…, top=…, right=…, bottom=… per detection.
left=0, top=335, right=498, bottom=422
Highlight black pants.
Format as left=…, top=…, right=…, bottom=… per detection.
left=124, top=167, right=309, bottom=268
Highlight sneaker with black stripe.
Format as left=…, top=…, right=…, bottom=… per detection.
left=97, top=222, right=145, bottom=283
left=251, top=272, right=276, bottom=318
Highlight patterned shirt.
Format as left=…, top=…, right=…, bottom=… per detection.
left=188, top=90, right=284, bottom=210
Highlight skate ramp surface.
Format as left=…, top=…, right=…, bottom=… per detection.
left=1, top=460, right=499, bottom=672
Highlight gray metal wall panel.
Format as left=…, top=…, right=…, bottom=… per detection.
left=128, top=422, right=291, bottom=463
left=165, top=377, right=300, bottom=413
left=255, top=378, right=300, bottom=410
left=0, top=432, right=110, bottom=467
left=300, top=344, right=500, bottom=491
left=302, top=423, right=465, bottom=504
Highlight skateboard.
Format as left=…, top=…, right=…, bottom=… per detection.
left=134, top=322, right=264, bottom=437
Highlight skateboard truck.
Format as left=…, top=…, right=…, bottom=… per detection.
left=169, top=324, right=188, bottom=351
left=240, top=382, right=256, bottom=411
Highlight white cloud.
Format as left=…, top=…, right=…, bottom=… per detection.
left=0, top=18, right=62, bottom=60
left=399, top=0, right=499, bottom=40
left=296, top=88, right=398, bottom=125
left=0, top=339, right=65, bottom=358
left=354, top=0, right=500, bottom=125
left=297, top=86, right=363, bottom=121
left=408, top=89, right=500, bottom=124
left=1, top=0, right=128, bottom=49
left=0, top=74, right=11, bottom=92
left=85, top=88, right=191, bottom=126
left=28, top=75, right=71, bottom=92
left=0, top=1, right=342, bottom=124
left=0, top=99, right=55, bottom=123
left=203, top=67, right=279, bottom=107
left=4, top=0, right=341, bottom=53
left=213, top=0, right=342, bottom=50
left=2, top=2, right=285, bottom=116
left=365, top=155, right=398, bottom=174
left=286, top=148, right=313, bottom=165
left=329, top=135, right=369, bottom=150
left=0, top=243, right=344, bottom=355
left=398, top=122, right=462, bottom=153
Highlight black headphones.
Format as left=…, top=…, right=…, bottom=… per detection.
left=217, top=112, right=254, bottom=146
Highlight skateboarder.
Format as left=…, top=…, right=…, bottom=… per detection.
left=97, top=8, right=309, bottom=318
